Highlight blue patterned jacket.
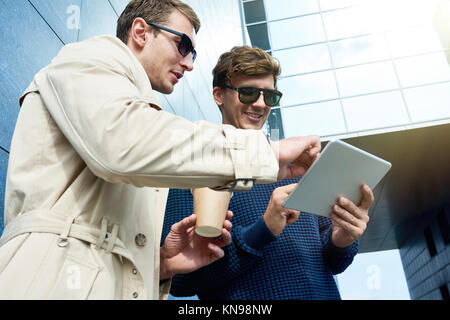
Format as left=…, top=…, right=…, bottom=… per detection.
left=161, top=178, right=358, bottom=300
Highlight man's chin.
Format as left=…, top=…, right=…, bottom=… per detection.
left=152, top=82, right=175, bottom=94
left=160, top=86, right=175, bottom=94
left=240, top=122, right=264, bottom=130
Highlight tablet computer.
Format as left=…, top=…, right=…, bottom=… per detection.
left=282, top=139, right=392, bottom=217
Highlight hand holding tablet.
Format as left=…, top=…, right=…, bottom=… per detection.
left=282, top=139, right=392, bottom=217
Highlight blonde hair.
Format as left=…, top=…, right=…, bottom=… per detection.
left=116, top=0, right=200, bottom=44
left=212, top=46, right=281, bottom=88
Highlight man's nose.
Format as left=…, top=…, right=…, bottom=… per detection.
left=252, top=91, right=267, bottom=108
left=180, top=54, right=194, bottom=72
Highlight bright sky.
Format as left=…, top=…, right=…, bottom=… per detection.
left=337, top=248, right=411, bottom=300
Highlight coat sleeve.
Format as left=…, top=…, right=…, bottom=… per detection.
left=31, top=50, right=278, bottom=190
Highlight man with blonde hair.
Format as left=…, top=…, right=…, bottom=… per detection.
left=0, top=1, right=320, bottom=299
left=163, top=46, right=374, bottom=300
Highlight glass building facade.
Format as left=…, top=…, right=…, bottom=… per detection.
left=242, top=0, right=450, bottom=139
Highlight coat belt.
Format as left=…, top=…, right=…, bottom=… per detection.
left=0, top=210, right=134, bottom=264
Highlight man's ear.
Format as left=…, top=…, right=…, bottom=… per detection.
left=128, top=17, right=151, bottom=49
left=213, top=86, right=224, bottom=108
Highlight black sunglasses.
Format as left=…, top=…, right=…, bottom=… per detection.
left=146, top=22, right=196, bottom=62
left=224, top=85, right=282, bottom=107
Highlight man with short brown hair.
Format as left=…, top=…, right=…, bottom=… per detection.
left=163, top=45, right=374, bottom=300
left=116, top=0, right=201, bottom=44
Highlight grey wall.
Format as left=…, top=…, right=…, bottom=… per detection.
left=0, top=0, right=121, bottom=234
left=0, top=0, right=245, bottom=234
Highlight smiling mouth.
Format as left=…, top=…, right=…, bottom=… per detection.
left=170, top=72, right=183, bottom=84
left=244, top=112, right=264, bottom=121
left=171, top=71, right=183, bottom=79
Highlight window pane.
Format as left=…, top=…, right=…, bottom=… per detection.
left=277, top=71, right=338, bottom=106
left=404, top=82, right=450, bottom=122
left=359, top=0, right=442, bottom=31
left=322, top=7, right=373, bottom=40
left=395, top=52, right=450, bottom=87
left=335, top=61, right=398, bottom=97
left=273, top=44, right=331, bottom=76
left=281, top=100, right=347, bottom=137
left=319, top=0, right=360, bottom=11
left=424, top=226, right=437, bottom=257
left=269, top=14, right=325, bottom=50
left=265, top=0, right=319, bottom=21
left=386, top=25, right=447, bottom=57
left=247, top=23, right=271, bottom=50
left=329, top=34, right=390, bottom=68
left=342, top=91, right=409, bottom=132
left=322, top=0, right=441, bottom=41
left=243, top=0, right=266, bottom=24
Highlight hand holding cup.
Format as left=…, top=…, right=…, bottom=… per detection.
left=192, top=187, right=233, bottom=238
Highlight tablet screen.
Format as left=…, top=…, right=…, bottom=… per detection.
left=282, top=139, right=392, bottom=217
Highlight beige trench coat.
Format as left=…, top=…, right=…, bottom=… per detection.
left=0, top=35, right=278, bottom=299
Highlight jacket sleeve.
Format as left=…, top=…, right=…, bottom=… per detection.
left=318, top=216, right=358, bottom=275
left=31, top=50, right=278, bottom=190
left=162, top=189, right=276, bottom=297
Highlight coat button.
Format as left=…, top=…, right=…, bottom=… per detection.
left=135, top=233, right=147, bottom=247
left=132, top=268, right=137, bottom=275
left=132, top=292, right=139, bottom=299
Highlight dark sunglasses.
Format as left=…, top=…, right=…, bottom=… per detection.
left=146, top=22, right=196, bottom=62
left=224, top=85, right=282, bottom=107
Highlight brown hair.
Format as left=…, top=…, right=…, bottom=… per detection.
left=212, top=46, right=281, bottom=88
left=116, top=0, right=201, bottom=44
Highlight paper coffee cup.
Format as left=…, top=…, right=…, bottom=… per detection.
left=192, top=188, right=232, bottom=237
